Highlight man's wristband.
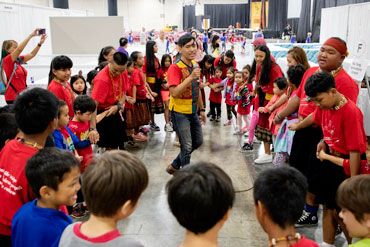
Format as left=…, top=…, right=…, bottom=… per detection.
left=116, top=102, right=122, bottom=111
left=89, top=128, right=97, bottom=132
left=199, top=108, right=206, bottom=112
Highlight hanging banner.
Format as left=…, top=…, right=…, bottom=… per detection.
left=202, top=18, right=210, bottom=30
left=251, top=1, right=269, bottom=29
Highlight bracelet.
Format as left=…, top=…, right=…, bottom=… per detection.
left=37, top=43, right=42, bottom=47
left=199, top=108, right=206, bottom=112
left=89, top=128, right=97, bottom=132
left=116, top=102, right=122, bottom=111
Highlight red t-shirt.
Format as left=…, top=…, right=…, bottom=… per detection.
left=0, top=139, right=38, bottom=236
left=290, top=236, right=319, bottom=247
left=209, top=77, right=223, bottom=104
left=91, top=66, right=128, bottom=109
left=2, top=55, right=27, bottom=101
left=255, top=62, right=283, bottom=94
left=313, top=100, right=367, bottom=155
left=296, top=67, right=359, bottom=119
left=48, top=79, right=75, bottom=119
left=343, top=159, right=370, bottom=176
left=68, top=121, right=93, bottom=173
left=124, top=71, right=136, bottom=110
left=142, top=56, right=160, bottom=76
left=225, top=79, right=236, bottom=106
left=214, top=56, right=237, bottom=79
left=132, top=67, right=146, bottom=100
left=73, top=222, right=121, bottom=243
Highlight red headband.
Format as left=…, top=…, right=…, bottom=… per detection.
left=323, top=38, right=347, bottom=55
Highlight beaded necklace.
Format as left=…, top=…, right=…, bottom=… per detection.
left=108, top=68, right=123, bottom=102
left=269, top=233, right=301, bottom=247
left=17, top=137, right=42, bottom=150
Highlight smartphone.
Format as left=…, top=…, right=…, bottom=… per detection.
left=38, top=29, right=46, bottom=35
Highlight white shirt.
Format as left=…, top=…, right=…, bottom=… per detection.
left=155, top=38, right=166, bottom=60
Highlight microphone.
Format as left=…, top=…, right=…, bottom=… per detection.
left=192, top=64, right=201, bottom=83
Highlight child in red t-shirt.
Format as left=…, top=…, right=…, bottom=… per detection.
left=0, top=88, right=59, bottom=245
left=220, top=67, right=237, bottom=126
left=254, top=167, right=319, bottom=247
left=208, top=66, right=223, bottom=122
left=234, top=71, right=252, bottom=135
left=289, top=72, right=367, bottom=246
left=158, top=54, right=173, bottom=132
left=69, top=95, right=97, bottom=173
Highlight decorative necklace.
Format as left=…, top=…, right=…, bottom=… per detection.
left=332, top=95, right=347, bottom=110
left=317, top=65, right=343, bottom=77
left=269, top=233, right=301, bottom=247
left=108, top=69, right=123, bottom=102
left=54, top=78, right=74, bottom=101
left=18, top=137, right=42, bottom=150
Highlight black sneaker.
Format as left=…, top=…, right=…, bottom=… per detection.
left=150, top=123, right=160, bottom=131
left=210, top=117, right=215, bottom=121
left=295, top=209, right=318, bottom=227
left=207, top=111, right=212, bottom=117
left=240, top=143, right=253, bottom=152
left=216, top=116, right=221, bottom=122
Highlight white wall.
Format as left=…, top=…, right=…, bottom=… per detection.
left=287, top=0, right=301, bottom=18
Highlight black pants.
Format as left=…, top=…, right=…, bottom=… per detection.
left=210, top=101, right=221, bottom=118
left=0, top=234, right=11, bottom=247
left=226, top=104, right=237, bottom=120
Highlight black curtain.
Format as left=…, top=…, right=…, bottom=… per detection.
left=287, top=18, right=299, bottom=35
left=108, top=0, right=118, bottom=16
left=268, top=0, right=287, bottom=33
left=204, top=4, right=250, bottom=28
left=53, top=0, right=68, bottom=9
left=297, top=0, right=311, bottom=42
left=183, top=5, right=196, bottom=30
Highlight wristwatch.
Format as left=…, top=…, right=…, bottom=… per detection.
left=89, top=128, right=97, bottom=132
left=116, top=102, right=122, bottom=111
left=199, top=108, right=206, bottom=112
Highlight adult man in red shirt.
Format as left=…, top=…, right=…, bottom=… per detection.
left=274, top=37, right=359, bottom=235
left=91, top=52, right=128, bottom=150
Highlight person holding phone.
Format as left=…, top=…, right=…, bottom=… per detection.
left=1, top=28, right=47, bottom=104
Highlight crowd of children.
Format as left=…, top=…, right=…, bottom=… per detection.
left=0, top=30, right=369, bottom=247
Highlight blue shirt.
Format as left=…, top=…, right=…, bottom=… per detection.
left=12, top=200, right=72, bottom=247
left=53, top=126, right=90, bottom=152
left=203, top=36, right=208, bottom=43
left=306, top=37, right=311, bottom=43
left=221, top=36, right=226, bottom=42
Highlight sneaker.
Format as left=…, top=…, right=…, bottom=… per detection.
left=241, top=126, right=249, bottom=132
left=70, top=203, right=87, bottom=219
left=207, top=111, right=212, bottom=117
left=140, top=126, right=150, bottom=134
left=223, top=120, right=232, bottom=126
left=150, top=123, right=160, bottom=131
left=166, top=164, right=178, bottom=175
left=254, top=153, right=273, bottom=164
left=295, top=209, right=318, bottom=227
left=233, top=130, right=244, bottom=135
left=127, top=139, right=139, bottom=148
left=240, top=143, right=253, bottom=152
left=133, top=132, right=148, bottom=141
left=216, top=116, right=221, bottom=122
left=210, top=117, right=215, bottom=121
left=165, top=123, right=173, bottom=132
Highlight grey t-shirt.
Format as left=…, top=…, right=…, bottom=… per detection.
left=59, top=223, right=144, bottom=247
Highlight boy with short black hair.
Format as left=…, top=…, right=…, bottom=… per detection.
left=11, top=148, right=80, bottom=247
left=289, top=71, right=367, bottom=246
left=0, top=88, right=59, bottom=246
left=59, top=150, right=148, bottom=246
left=166, top=162, right=234, bottom=247
left=253, top=167, right=319, bottom=246
left=337, top=175, right=370, bottom=247
left=0, top=112, right=18, bottom=150
left=69, top=95, right=97, bottom=173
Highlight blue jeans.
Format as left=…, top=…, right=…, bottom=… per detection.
left=171, top=111, right=203, bottom=169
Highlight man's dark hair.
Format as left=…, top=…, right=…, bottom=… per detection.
left=274, top=77, right=288, bottom=90
left=287, top=64, right=306, bottom=88
left=167, top=162, right=235, bottom=234
left=304, top=72, right=336, bottom=98
left=177, top=34, right=196, bottom=48
left=253, top=167, right=307, bottom=229
left=14, top=88, right=59, bottom=135
left=224, top=50, right=234, bottom=59
left=73, top=95, right=96, bottom=114
left=25, top=148, right=80, bottom=198
left=0, top=113, right=18, bottom=150
left=112, top=52, right=128, bottom=66
left=119, top=37, right=128, bottom=47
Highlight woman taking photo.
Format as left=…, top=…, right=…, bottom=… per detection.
left=1, top=28, right=46, bottom=104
